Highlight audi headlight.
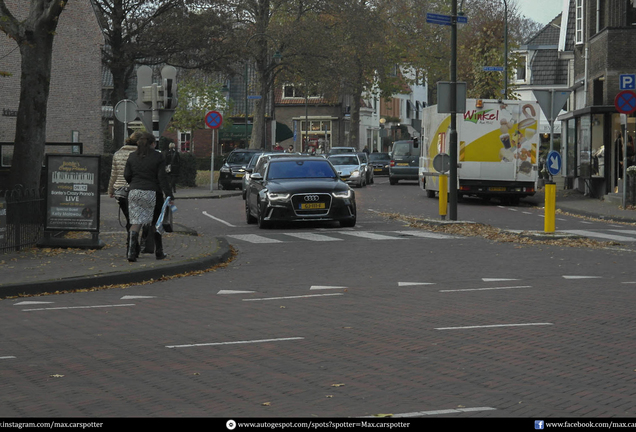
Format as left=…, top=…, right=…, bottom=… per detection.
left=332, top=190, right=352, bottom=199
left=267, top=192, right=290, bottom=201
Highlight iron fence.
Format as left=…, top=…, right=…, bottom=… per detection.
left=0, top=186, right=46, bottom=253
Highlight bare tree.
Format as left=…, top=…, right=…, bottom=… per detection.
left=0, top=0, right=68, bottom=190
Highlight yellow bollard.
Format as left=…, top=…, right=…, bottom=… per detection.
left=544, top=182, right=556, bottom=233
left=439, top=174, right=448, bottom=220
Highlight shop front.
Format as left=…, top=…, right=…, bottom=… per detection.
left=292, top=116, right=338, bottom=153
left=558, top=107, right=630, bottom=197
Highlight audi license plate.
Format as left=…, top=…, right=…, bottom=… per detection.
left=300, top=203, right=325, bottom=210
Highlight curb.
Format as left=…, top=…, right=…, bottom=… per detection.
left=0, top=237, right=233, bottom=299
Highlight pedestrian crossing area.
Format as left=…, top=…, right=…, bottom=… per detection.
left=226, top=228, right=636, bottom=245
left=227, top=230, right=462, bottom=244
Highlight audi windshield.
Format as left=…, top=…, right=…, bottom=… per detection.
left=267, top=160, right=338, bottom=180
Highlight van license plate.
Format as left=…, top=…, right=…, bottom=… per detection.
left=489, top=187, right=506, bottom=191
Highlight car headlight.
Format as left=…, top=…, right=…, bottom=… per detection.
left=350, top=170, right=360, bottom=177
left=220, top=166, right=230, bottom=173
left=332, top=190, right=352, bottom=199
left=266, top=192, right=290, bottom=201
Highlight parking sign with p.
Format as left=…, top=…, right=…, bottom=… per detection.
left=620, top=74, right=636, bottom=90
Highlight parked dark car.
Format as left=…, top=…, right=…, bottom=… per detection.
left=369, top=152, right=391, bottom=176
left=218, top=149, right=262, bottom=190
left=389, top=139, right=419, bottom=185
left=245, top=156, right=356, bottom=228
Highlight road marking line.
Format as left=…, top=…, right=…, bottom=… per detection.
left=440, top=285, right=531, bottom=292
left=166, top=337, right=304, bottom=349
left=339, top=231, right=404, bottom=240
left=562, top=230, right=636, bottom=242
left=14, top=301, right=54, bottom=306
left=310, top=286, right=347, bottom=290
left=387, top=407, right=497, bottom=418
left=283, top=232, right=343, bottom=242
left=22, top=304, right=135, bottom=312
left=218, top=290, right=256, bottom=294
left=202, top=211, right=236, bottom=227
left=243, top=293, right=343, bottom=301
left=482, top=278, right=520, bottom=282
left=435, top=323, right=553, bottom=330
left=562, top=275, right=603, bottom=279
left=227, top=234, right=283, bottom=244
left=121, top=296, right=156, bottom=300
left=398, top=282, right=435, bottom=286
left=392, top=230, right=460, bottom=239
left=0, top=356, right=16, bottom=360
left=609, top=229, right=636, bottom=235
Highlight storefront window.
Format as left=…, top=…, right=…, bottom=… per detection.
left=591, top=114, right=604, bottom=177
left=566, top=119, right=576, bottom=178
left=578, top=116, right=591, bottom=178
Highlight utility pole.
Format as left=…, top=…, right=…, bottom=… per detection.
left=449, top=0, right=458, bottom=221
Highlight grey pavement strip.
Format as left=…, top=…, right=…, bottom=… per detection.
left=362, top=407, right=497, bottom=418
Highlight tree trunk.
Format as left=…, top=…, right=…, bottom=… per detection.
left=9, top=27, right=56, bottom=191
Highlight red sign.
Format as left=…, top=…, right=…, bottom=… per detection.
left=615, top=90, right=636, bottom=114
left=205, top=111, right=223, bottom=129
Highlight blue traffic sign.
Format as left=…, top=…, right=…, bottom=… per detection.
left=426, top=13, right=467, bottom=26
left=546, top=151, right=562, bottom=176
left=620, top=74, right=636, bottom=90
left=205, top=110, right=223, bottom=129
left=615, top=90, right=636, bottom=114
left=483, top=66, right=504, bottom=72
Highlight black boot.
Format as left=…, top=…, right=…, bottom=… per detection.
left=140, top=224, right=154, bottom=253
left=154, top=232, right=167, bottom=260
left=127, top=231, right=139, bottom=262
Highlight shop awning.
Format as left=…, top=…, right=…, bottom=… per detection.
left=219, top=124, right=252, bottom=140
left=276, top=122, right=294, bottom=142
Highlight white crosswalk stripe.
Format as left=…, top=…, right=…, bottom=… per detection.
left=561, top=230, right=636, bottom=242
left=227, top=230, right=458, bottom=244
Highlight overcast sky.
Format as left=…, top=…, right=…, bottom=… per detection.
left=517, top=0, right=564, bottom=25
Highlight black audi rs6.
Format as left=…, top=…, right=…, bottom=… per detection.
left=244, top=156, right=357, bottom=229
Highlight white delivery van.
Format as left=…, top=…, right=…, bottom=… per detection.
left=419, top=99, right=540, bottom=205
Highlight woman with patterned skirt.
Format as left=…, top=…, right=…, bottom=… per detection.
left=124, top=132, right=174, bottom=262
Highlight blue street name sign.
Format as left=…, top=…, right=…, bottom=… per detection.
left=483, top=66, right=504, bottom=72
left=426, top=13, right=468, bottom=26
left=247, top=95, right=262, bottom=100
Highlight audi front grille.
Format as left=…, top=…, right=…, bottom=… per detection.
left=291, top=193, right=332, bottom=216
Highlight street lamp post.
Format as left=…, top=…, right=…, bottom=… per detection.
left=503, top=0, right=508, bottom=98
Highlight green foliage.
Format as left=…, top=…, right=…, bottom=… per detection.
left=170, top=73, right=228, bottom=134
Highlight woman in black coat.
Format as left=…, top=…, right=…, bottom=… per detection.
left=124, top=132, right=174, bottom=262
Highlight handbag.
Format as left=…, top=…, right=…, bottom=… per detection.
left=114, top=186, right=129, bottom=200
left=156, top=197, right=176, bottom=234
left=165, top=164, right=172, bottom=173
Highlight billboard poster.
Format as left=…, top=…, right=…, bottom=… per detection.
left=45, top=155, right=100, bottom=231
left=0, top=197, right=6, bottom=244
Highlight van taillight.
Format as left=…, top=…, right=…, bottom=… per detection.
left=390, top=160, right=395, bottom=167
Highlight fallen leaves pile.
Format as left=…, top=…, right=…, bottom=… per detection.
left=378, top=212, right=622, bottom=249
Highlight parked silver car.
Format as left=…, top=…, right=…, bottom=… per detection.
left=328, top=154, right=366, bottom=187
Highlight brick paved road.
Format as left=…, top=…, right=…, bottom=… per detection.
left=1, top=219, right=635, bottom=419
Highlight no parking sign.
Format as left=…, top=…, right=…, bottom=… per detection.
left=205, top=111, right=223, bottom=129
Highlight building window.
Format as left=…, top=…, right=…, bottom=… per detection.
left=575, top=0, right=584, bottom=44
left=515, top=55, right=527, bottom=83
left=282, top=84, right=321, bottom=99
left=179, top=131, right=191, bottom=152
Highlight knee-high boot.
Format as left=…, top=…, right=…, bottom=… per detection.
left=154, top=232, right=167, bottom=260
left=127, top=231, right=139, bottom=262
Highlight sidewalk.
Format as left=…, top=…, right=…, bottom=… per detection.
left=1, top=184, right=634, bottom=299
left=0, top=186, right=241, bottom=298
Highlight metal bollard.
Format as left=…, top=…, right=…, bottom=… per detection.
left=544, top=182, right=556, bottom=233
left=439, top=174, right=448, bottom=220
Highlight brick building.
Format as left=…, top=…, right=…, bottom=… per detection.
left=557, top=0, right=636, bottom=197
left=0, top=0, right=103, bottom=166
